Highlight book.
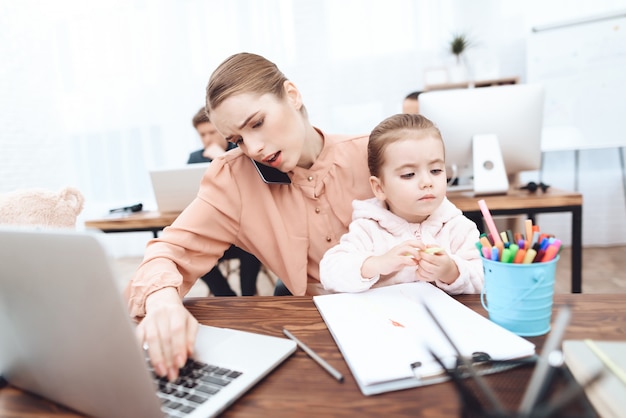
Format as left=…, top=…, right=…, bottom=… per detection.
left=313, top=282, right=536, bottom=395
left=563, top=340, right=626, bottom=418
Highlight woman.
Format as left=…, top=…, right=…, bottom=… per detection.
left=126, top=52, right=374, bottom=381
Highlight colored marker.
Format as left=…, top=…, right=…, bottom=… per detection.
left=478, top=199, right=502, bottom=245
left=541, top=239, right=562, bottom=262
left=513, top=248, right=527, bottom=263
left=523, top=249, right=537, bottom=264
left=501, top=248, right=513, bottom=263
left=525, top=219, right=533, bottom=242
left=495, top=241, right=504, bottom=258
left=482, top=246, right=491, bottom=259
left=531, top=231, right=540, bottom=247
left=533, top=249, right=546, bottom=263
left=500, top=231, right=509, bottom=243
left=507, top=243, right=519, bottom=262
left=491, top=246, right=500, bottom=261
left=480, top=236, right=492, bottom=249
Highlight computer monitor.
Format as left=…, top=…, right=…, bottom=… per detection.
left=419, top=84, right=545, bottom=195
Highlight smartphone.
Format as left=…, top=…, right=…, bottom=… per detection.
left=251, top=158, right=291, bottom=184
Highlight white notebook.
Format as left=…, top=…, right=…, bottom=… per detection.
left=313, top=282, right=536, bottom=395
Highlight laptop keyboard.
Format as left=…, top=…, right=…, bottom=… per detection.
left=146, top=357, right=243, bottom=418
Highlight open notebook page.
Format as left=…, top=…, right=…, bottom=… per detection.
left=313, top=282, right=535, bottom=395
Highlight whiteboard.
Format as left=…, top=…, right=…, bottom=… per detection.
left=527, top=10, right=626, bottom=151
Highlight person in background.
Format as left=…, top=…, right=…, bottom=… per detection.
left=126, top=52, right=374, bottom=381
left=402, top=91, right=422, bottom=114
left=188, top=107, right=261, bottom=297
left=320, top=113, right=483, bottom=294
left=188, top=107, right=236, bottom=164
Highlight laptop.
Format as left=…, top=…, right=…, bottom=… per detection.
left=0, top=227, right=296, bottom=418
left=149, top=163, right=211, bottom=212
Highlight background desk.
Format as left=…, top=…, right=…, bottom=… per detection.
left=84, top=211, right=179, bottom=238
left=0, top=293, right=621, bottom=417
left=85, top=187, right=584, bottom=293
left=447, top=187, right=583, bottom=293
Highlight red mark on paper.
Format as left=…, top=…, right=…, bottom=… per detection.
left=389, top=319, right=405, bottom=328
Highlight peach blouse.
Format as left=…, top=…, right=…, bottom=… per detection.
left=125, top=130, right=373, bottom=317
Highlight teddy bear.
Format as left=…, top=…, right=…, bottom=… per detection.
left=0, top=186, right=85, bottom=229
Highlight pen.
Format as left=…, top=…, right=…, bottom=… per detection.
left=282, top=328, right=344, bottom=382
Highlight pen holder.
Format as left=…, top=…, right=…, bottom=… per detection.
left=455, top=363, right=598, bottom=418
left=480, top=257, right=559, bottom=337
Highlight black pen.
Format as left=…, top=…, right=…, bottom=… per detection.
left=283, top=328, right=344, bottom=382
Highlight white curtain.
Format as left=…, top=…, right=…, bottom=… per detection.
left=1, top=0, right=449, bottom=216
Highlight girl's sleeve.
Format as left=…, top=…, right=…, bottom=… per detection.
left=319, top=219, right=381, bottom=293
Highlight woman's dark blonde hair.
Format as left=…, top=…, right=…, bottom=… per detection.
left=206, top=52, right=299, bottom=113
left=368, top=113, right=444, bottom=178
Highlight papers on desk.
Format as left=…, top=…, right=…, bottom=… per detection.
left=313, top=282, right=536, bottom=395
left=563, top=340, right=626, bottom=418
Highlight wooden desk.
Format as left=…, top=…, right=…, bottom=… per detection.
left=84, top=211, right=180, bottom=238
left=1, top=294, right=622, bottom=417
left=424, top=76, right=519, bottom=91
left=448, top=187, right=583, bottom=293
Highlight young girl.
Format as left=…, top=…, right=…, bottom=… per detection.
left=125, top=53, right=374, bottom=381
left=320, top=114, right=483, bottom=294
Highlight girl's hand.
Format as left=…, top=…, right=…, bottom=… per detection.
left=135, top=287, right=199, bottom=381
left=415, top=248, right=459, bottom=284
left=361, top=240, right=422, bottom=278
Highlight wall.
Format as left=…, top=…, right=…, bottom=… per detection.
left=1, top=0, right=625, bottom=256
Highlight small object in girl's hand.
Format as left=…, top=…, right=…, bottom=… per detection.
left=423, top=247, right=444, bottom=254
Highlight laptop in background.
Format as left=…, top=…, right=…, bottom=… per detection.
left=149, top=163, right=210, bottom=212
left=0, top=227, right=296, bottom=418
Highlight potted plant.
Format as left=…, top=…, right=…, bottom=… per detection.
left=450, top=32, right=472, bottom=64
left=448, top=32, right=474, bottom=84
